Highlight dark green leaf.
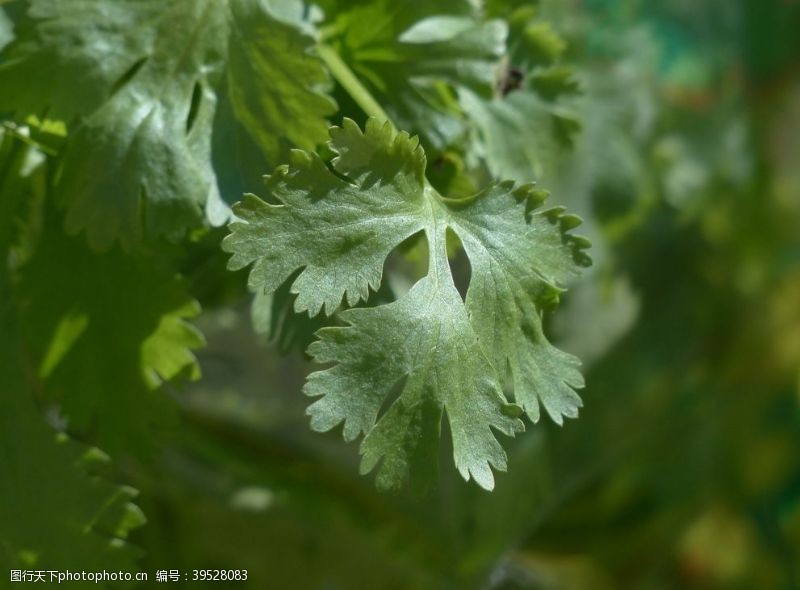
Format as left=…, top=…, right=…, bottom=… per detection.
left=0, top=0, right=335, bottom=249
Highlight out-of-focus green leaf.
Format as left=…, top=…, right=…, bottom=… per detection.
left=226, top=0, right=336, bottom=166
left=19, top=218, right=204, bottom=456
left=0, top=240, right=143, bottom=579
left=461, top=87, right=575, bottom=183
left=0, top=0, right=335, bottom=250
left=0, top=367, right=144, bottom=578
left=321, top=0, right=506, bottom=151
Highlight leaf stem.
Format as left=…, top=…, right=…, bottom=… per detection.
left=317, top=44, right=394, bottom=127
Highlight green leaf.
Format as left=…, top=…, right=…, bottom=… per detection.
left=0, top=0, right=335, bottom=249
left=0, top=282, right=143, bottom=576
left=0, top=379, right=145, bottom=576
left=19, top=219, right=204, bottom=456
left=530, top=65, right=582, bottom=101
left=227, top=0, right=336, bottom=164
left=224, top=118, right=590, bottom=490
left=460, top=88, right=578, bottom=184
left=322, top=0, right=506, bottom=151
left=514, top=20, right=567, bottom=68
left=459, top=6, right=581, bottom=185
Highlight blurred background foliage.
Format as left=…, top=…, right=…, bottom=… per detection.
left=1, top=0, right=799, bottom=588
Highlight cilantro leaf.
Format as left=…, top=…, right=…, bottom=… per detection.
left=460, top=87, right=577, bottom=184
left=0, top=0, right=335, bottom=249
left=227, top=0, right=336, bottom=163
left=224, top=118, right=590, bottom=490
left=460, top=8, right=582, bottom=185
left=451, top=179, right=591, bottom=424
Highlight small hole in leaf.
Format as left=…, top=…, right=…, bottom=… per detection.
left=381, top=230, right=428, bottom=299
left=186, top=81, right=203, bottom=134
left=446, top=228, right=471, bottom=302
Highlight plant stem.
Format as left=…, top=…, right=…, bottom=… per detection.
left=317, top=44, right=394, bottom=127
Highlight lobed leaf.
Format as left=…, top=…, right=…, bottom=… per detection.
left=224, top=118, right=591, bottom=490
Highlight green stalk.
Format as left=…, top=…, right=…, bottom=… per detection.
left=317, top=44, right=394, bottom=127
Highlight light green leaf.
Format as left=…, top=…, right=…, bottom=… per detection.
left=224, top=118, right=590, bottom=490
left=0, top=0, right=335, bottom=249
left=451, top=181, right=590, bottom=424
